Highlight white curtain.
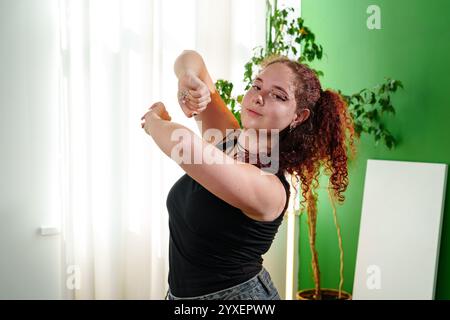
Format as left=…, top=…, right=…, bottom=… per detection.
left=54, top=0, right=266, bottom=299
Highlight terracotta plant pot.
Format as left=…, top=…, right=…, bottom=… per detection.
left=296, top=288, right=352, bottom=300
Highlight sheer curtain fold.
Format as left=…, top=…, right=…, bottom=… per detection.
left=57, top=0, right=265, bottom=299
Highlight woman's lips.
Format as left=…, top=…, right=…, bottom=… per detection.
left=247, top=108, right=262, bottom=117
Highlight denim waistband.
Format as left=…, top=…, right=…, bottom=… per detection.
left=166, top=266, right=274, bottom=300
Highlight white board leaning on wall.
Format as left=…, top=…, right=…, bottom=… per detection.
left=353, top=159, right=447, bottom=300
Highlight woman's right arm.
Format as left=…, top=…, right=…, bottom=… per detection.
left=174, top=50, right=240, bottom=142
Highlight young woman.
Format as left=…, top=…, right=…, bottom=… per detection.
left=141, top=50, right=354, bottom=300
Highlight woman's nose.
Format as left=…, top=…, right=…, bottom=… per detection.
left=254, top=94, right=264, bottom=105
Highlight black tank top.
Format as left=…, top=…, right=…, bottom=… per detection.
left=166, top=129, right=291, bottom=297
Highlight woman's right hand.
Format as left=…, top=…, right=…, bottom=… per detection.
left=177, top=72, right=211, bottom=118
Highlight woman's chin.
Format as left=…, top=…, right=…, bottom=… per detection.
left=241, top=117, right=259, bottom=129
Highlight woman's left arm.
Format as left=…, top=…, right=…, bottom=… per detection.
left=146, top=116, right=198, bottom=160
left=141, top=102, right=286, bottom=222
left=142, top=101, right=229, bottom=162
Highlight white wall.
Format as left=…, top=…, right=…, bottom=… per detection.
left=0, top=0, right=63, bottom=299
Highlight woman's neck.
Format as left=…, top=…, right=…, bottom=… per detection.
left=237, top=128, right=277, bottom=156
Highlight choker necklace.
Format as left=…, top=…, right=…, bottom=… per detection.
left=235, top=136, right=271, bottom=158
left=233, top=137, right=248, bottom=161
left=232, top=130, right=272, bottom=160
left=236, top=134, right=260, bottom=159
left=236, top=137, right=248, bottom=153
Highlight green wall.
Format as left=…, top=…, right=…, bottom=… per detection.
left=299, top=0, right=450, bottom=299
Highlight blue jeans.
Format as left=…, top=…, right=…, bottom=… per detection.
left=165, top=267, right=281, bottom=300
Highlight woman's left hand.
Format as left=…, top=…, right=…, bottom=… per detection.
left=141, top=102, right=172, bottom=133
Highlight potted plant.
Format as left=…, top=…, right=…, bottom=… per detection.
left=215, top=0, right=403, bottom=300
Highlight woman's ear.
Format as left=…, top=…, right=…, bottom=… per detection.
left=292, top=108, right=311, bottom=126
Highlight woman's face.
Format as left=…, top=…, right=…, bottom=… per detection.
left=241, top=63, right=299, bottom=132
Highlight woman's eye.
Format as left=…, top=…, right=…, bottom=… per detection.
left=252, top=85, right=286, bottom=101
left=273, top=93, right=286, bottom=101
